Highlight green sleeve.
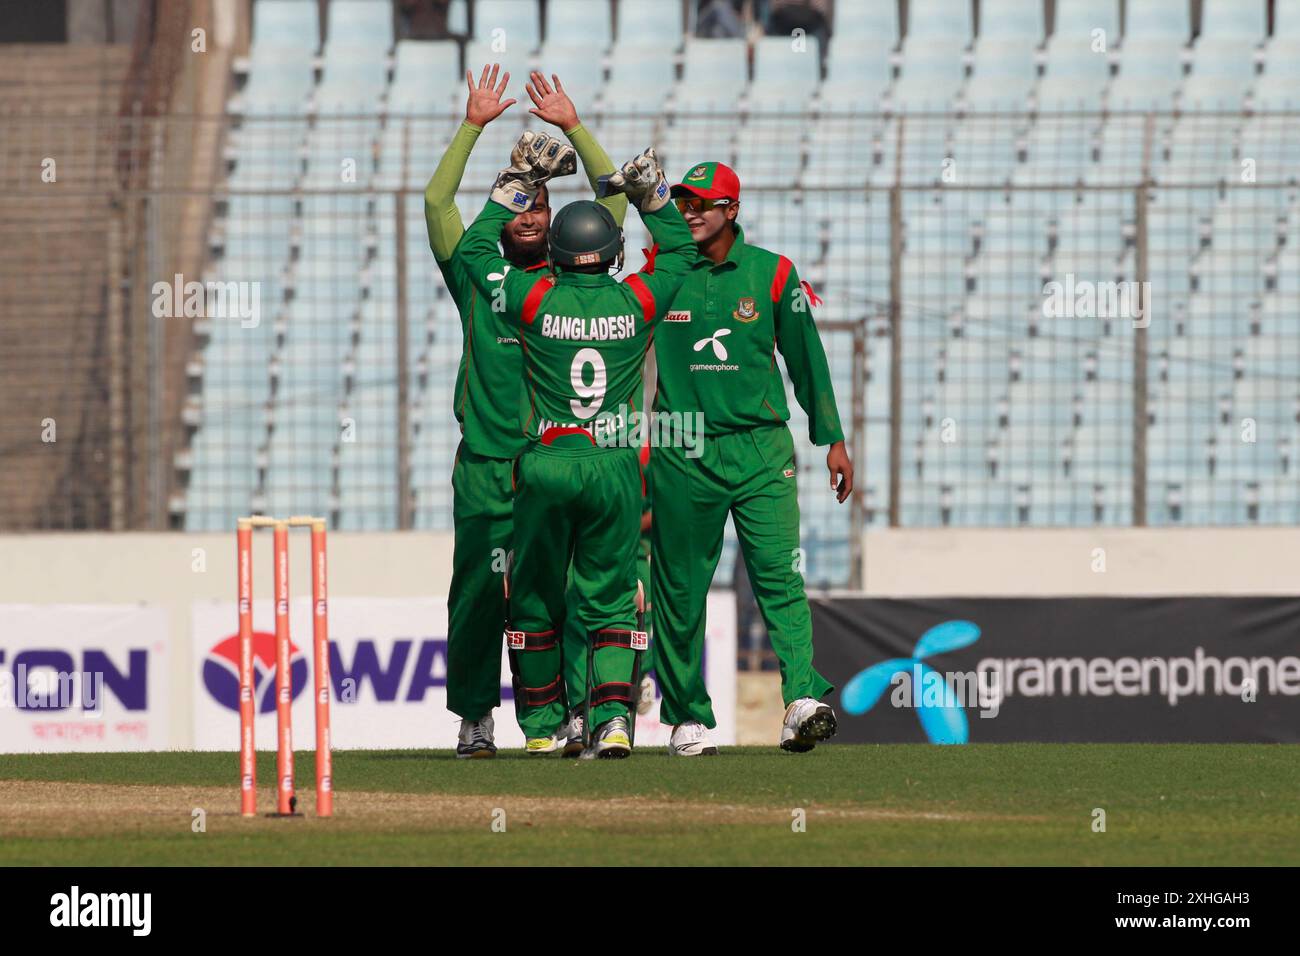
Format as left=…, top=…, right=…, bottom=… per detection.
left=424, top=120, right=482, bottom=261
left=564, top=122, right=628, bottom=227
left=775, top=263, right=845, bottom=446
left=454, top=200, right=539, bottom=320
left=624, top=202, right=695, bottom=315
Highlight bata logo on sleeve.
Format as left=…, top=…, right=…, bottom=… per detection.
left=665, top=310, right=691, bottom=323
left=733, top=297, right=758, bottom=322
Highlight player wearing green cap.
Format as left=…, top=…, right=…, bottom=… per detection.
left=425, top=66, right=627, bottom=758
left=650, top=160, right=855, bottom=756
left=454, top=145, right=694, bottom=757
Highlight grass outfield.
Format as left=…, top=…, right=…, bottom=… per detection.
left=1, top=744, right=1298, bottom=865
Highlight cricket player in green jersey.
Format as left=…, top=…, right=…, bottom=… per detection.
left=650, top=161, right=855, bottom=755
left=426, top=65, right=627, bottom=758
left=454, top=143, right=693, bottom=757
left=558, top=439, right=654, bottom=756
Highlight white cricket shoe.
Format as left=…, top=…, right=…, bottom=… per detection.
left=562, top=712, right=585, bottom=758
left=594, top=715, right=632, bottom=759
left=780, top=698, right=838, bottom=753
left=668, top=720, right=718, bottom=756
left=456, top=716, right=497, bottom=759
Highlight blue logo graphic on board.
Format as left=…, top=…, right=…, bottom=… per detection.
left=841, top=620, right=982, bottom=744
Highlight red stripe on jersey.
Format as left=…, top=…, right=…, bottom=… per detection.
left=640, top=244, right=659, bottom=274
left=521, top=276, right=555, bottom=324
left=771, top=255, right=793, bottom=303
left=624, top=273, right=656, bottom=324
left=540, top=426, right=596, bottom=446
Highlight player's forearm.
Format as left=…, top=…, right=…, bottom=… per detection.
left=424, top=120, right=482, bottom=259
left=456, top=200, right=514, bottom=294
left=565, top=122, right=629, bottom=227
left=640, top=201, right=694, bottom=264
left=778, top=291, right=845, bottom=445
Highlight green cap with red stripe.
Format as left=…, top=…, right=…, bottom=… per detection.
left=671, top=161, right=741, bottom=201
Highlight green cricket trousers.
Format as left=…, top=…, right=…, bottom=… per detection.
left=447, top=444, right=514, bottom=722
left=650, top=424, right=833, bottom=729
left=508, top=438, right=644, bottom=738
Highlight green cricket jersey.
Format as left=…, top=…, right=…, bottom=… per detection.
left=653, top=224, right=845, bottom=445
left=454, top=201, right=695, bottom=446
left=425, top=121, right=627, bottom=460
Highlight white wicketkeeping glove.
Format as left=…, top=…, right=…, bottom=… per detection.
left=489, top=131, right=578, bottom=213
left=600, top=147, right=671, bottom=213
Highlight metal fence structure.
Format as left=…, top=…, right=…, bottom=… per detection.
left=4, top=107, right=1300, bottom=587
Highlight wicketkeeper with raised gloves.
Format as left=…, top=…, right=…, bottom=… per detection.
left=454, top=142, right=694, bottom=757
left=426, top=66, right=627, bottom=758
left=650, top=161, right=854, bottom=756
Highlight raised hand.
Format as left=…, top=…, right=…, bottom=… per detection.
left=525, top=71, right=580, bottom=132
left=489, top=131, right=578, bottom=213
left=465, top=63, right=516, bottom=127
left=602, top=148, right=671, bottom=212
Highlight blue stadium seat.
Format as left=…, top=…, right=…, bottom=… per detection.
left=603, top=44, right=677, bottom=111
left=535, top=44, right=604, bottom=116
left=448, top=0, right=467, bottom=34
left=816, top=42, right=890, bottom=116
left=1124, top=0, right=1191, bottom=43
left=979, top=0, right=1043, bottom=41
left=1035, top=44, right=1109, bottom=110
left=547, top=0, right=611, bottom=47
left=1253, top=39, right=1300, bottom=108
left=891, top=41, right=967, bottom=111
left=314, top=49, right=389, bottom=115
left=235, top=46, right=315, bottom=115
left=617, top=0, right=683, bottom=48
left=1200, top=0, right=1266, bottom=42
left=905, top=0, right=972, bottom=44
left=676, top=39, right=748, bottom=109
left=1181, top=39, right=1257, bottom=109
left=390, top=41, right=461, bottom=113
left=750, top=36, right=821, bottom=111
left=1053, top=0, right=1119, bottom=45
left=252, top=0, right=319, bottom=49
left=1108, top=40, right=1184, bottom=109
left=325, top=0, right=393, bottom=51
left=964, top=39, right=1037, bottom=110
left=473, top=0, right=541, bottom=51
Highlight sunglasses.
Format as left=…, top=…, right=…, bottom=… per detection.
left=674, top=196, right=734, bottom=214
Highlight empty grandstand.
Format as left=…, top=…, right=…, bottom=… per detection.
left=4, top=0, right=1299, bottom=589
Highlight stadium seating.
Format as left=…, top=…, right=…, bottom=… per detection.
left=182, top=0, right=1300, bottom=563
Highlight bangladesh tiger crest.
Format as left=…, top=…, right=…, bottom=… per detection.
left=733, top=296, right=758, bottom=322
left=689, top=165, right=707, bottom=180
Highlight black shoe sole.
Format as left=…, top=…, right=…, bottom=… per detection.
left=562, top=741, right=583, bottom=758
left=596, top=746, right=631, bottom=759
left=799, top=707, right=838, bottom=743
left=455, top=748, right=497, bottom=759
left=780, top=737, right=816, bottom=753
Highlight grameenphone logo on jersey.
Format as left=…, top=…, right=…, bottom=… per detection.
left=202, top=632, right=308, bottom=713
